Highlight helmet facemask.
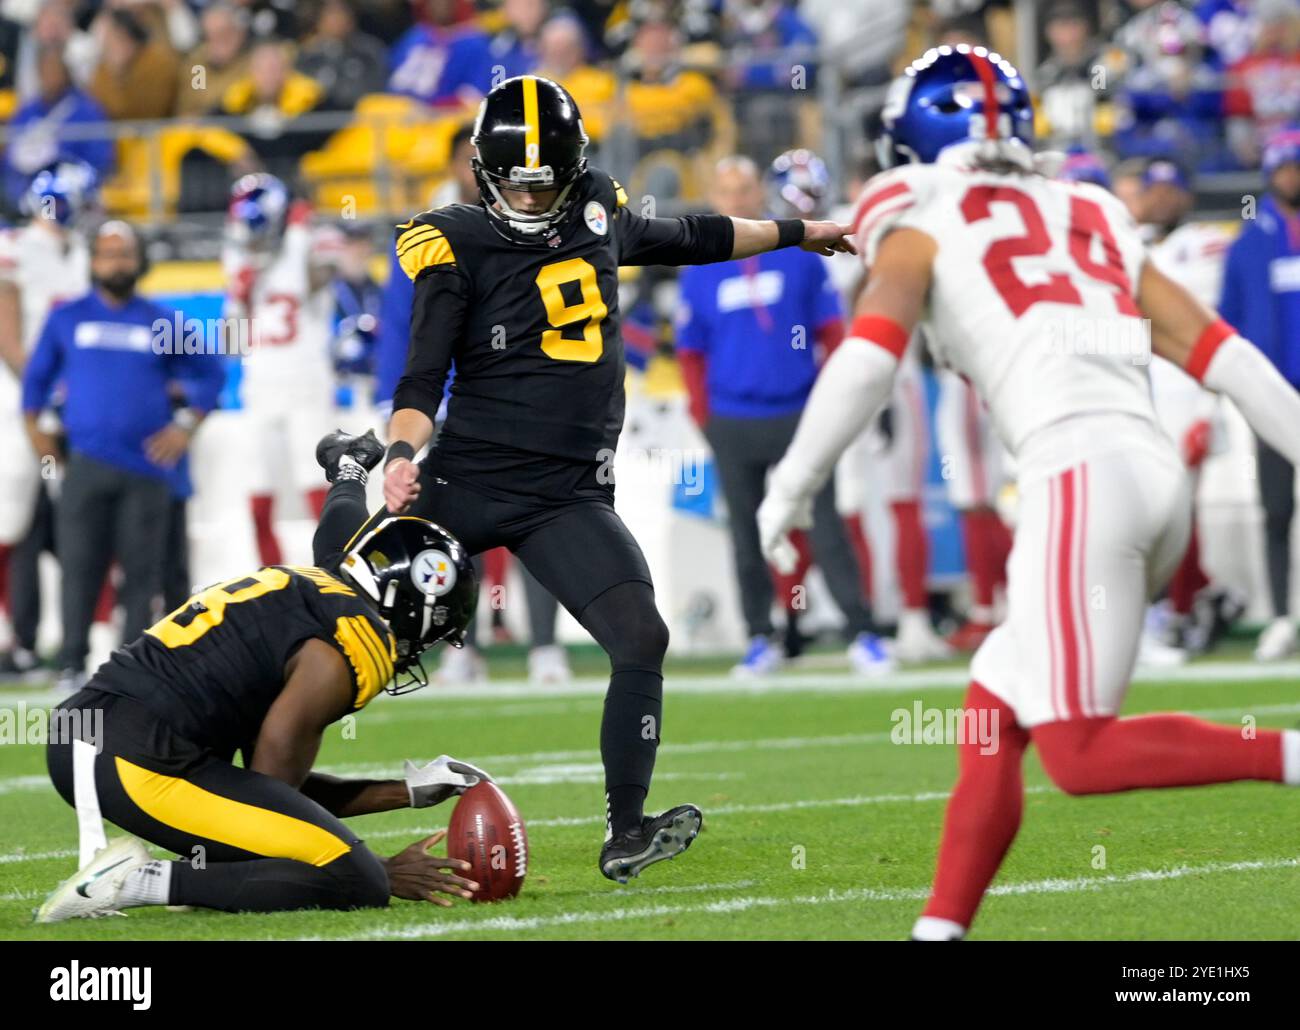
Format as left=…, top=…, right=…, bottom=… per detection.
left=472, top=148, right=587, bottom=236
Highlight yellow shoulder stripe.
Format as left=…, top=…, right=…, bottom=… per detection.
left=612, top=178, right=629, bottom=209
left=396, top=224, right=442, bottom=256
left=398, top=233, right=456, bottom=282
left=334, top=615, right=395, bottom=707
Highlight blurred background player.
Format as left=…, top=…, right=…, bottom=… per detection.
left=324, top=220, right=381, bottom=412
left=1137, top=157, right=1246, bottom=656
left=23, top=220, right=223, bottom=693
left=933, top=367, right=1011, bottom=652
left=1222, top=127, right=1300, bottom=661
left=223, top=172, right=339, bottom=566
left=768, top=148, right=951, bottom=663
left=678, top=154, right=890, bottom=677
left=0, top=162, right=94, bottom=680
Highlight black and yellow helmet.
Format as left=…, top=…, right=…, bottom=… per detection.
left=471, top=75, right=589, bottom=236
left=338, top=517, right=477, bottom=692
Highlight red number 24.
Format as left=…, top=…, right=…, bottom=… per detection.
left=958, top=185, right=1140, bottom=319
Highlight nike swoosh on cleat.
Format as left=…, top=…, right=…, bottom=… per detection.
left=74, top=857, right=132, bottom=899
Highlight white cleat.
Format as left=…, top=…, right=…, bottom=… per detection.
left=848, top=632, right=897, bottom=677
left=35, top=836, right=149, bottom=923
left=731, top=636, right=783, bottom=678
left=893, top=610, right=954, bottom=664
left=434, top=645, right=488, bottom=686
left=527, top=644, right=572, bottom=686
left=1136, top=632, right=1188, bottom=668
left=1254, top=617, right=1296, bottom=662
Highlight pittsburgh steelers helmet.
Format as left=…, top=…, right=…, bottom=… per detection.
left=338, top=516, right=477, bottom=692
left=471, top=75, right=589, bottom=236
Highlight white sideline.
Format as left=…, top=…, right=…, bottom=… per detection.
left=4, top=657, right=1300, bottom=711
left=295, top=856, right=1300, bottom=940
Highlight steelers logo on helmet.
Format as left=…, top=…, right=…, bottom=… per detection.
left=337, top=516, right=478, bottom=692
left=410, top=548, right=458, bottom=597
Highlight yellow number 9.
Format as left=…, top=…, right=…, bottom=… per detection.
left=535, top=258, right=607, bottom=363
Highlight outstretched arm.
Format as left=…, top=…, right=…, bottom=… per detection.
left=757, top=227, right=935, bottom=570
left=1140, top=260, right=1300, bottom=466
left=618, top=208, right=854, bottom=266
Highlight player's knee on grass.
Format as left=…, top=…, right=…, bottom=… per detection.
left=324, top=842, right=390, bottom=909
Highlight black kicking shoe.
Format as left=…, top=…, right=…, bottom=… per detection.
left=316, top=428, right=384, bottom=483
left=599, top=804, right=702, bottom=883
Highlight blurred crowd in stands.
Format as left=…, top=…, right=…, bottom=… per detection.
left=3, top=0, right=1289, bottom=227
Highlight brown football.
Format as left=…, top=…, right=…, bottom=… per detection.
left=447, top=781, right=528, bottom=902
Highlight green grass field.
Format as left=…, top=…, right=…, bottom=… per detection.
left=3, top=646, right=1299, bottom=940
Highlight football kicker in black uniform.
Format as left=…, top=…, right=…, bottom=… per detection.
left=322, top=75, right=857, bottom=881
left=37, top=437, right=486, bottom=921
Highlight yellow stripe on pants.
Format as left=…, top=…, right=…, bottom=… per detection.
left=115, top=757, right=351, bottom=867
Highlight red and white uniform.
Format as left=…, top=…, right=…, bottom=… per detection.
left=1146, top=221, right=1233, bottom=457
left=933, top=367, right=1003, bottom=509
left=0, top=223, right=89, bottom=542
left=224, top=217, right=337, bottom=494
left=853, top=143, right=1188, bottom=727
left=882, top=344, right=930, bottom=502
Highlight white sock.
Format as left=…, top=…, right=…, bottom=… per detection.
left=911, top=915, right=966, bottom=941
left=969, top=605, right=995, bottom=625
left=1282, top=729, right=1300, bottom=786
left=117, top=860, right=172, bottom=908
left=336, top=454, right=369, bottom=485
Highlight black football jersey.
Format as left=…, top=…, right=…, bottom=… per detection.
left=92, top=566, right=396, bottom=757
left=393, top=168, right=733, bottom=462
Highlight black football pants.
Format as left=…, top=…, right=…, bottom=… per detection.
left=47, top=689, right=389, bottom=912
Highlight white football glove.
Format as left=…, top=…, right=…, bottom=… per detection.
left=403, top=754, right=491, bottom=809
left=757, top=480, right=813, bottom=575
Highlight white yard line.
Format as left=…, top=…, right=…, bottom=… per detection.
left=0, top=784, right=1039, bottom=863
left=3, top=689, right=1299, bottom=799
left=295, top=856, right=1300, bottom=940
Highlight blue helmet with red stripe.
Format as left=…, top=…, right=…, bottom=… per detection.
left=227, top=172, right=290, bottom=249
left=23, top=161, right=98, bottom=226
left=877, top=45, right=1034, bottom=168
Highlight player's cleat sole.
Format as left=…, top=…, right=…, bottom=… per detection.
left=600, top=804, right=703, bottom=883
left=316, top=428, right=385, bottom=483
left=34, top=836, right=150, bottom=923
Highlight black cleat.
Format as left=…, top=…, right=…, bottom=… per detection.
left=316, top=428, right=384, bottom=483
left=600, top=804, right=702, bottom=883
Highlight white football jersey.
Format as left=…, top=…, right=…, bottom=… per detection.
left=1146, top=221, right=1234, bottom=437
left=0, top=222, right=90, bottom=352
left=852, top=143, right=1156, bottom=455
left=225, top=223, right=335, bottom=404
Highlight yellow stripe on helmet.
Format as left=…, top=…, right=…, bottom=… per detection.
left=522, top=76, right=540, bottom=170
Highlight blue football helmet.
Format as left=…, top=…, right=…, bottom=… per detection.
left=226, top=172, right=290, bottom=250
left=23, top=161, right=98, bottom=226
left=766, top=148, right=831, bottom=219
left=877, top=45, right=1035, bottom=168
left=1057, top=148, right=1113, bottom=190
